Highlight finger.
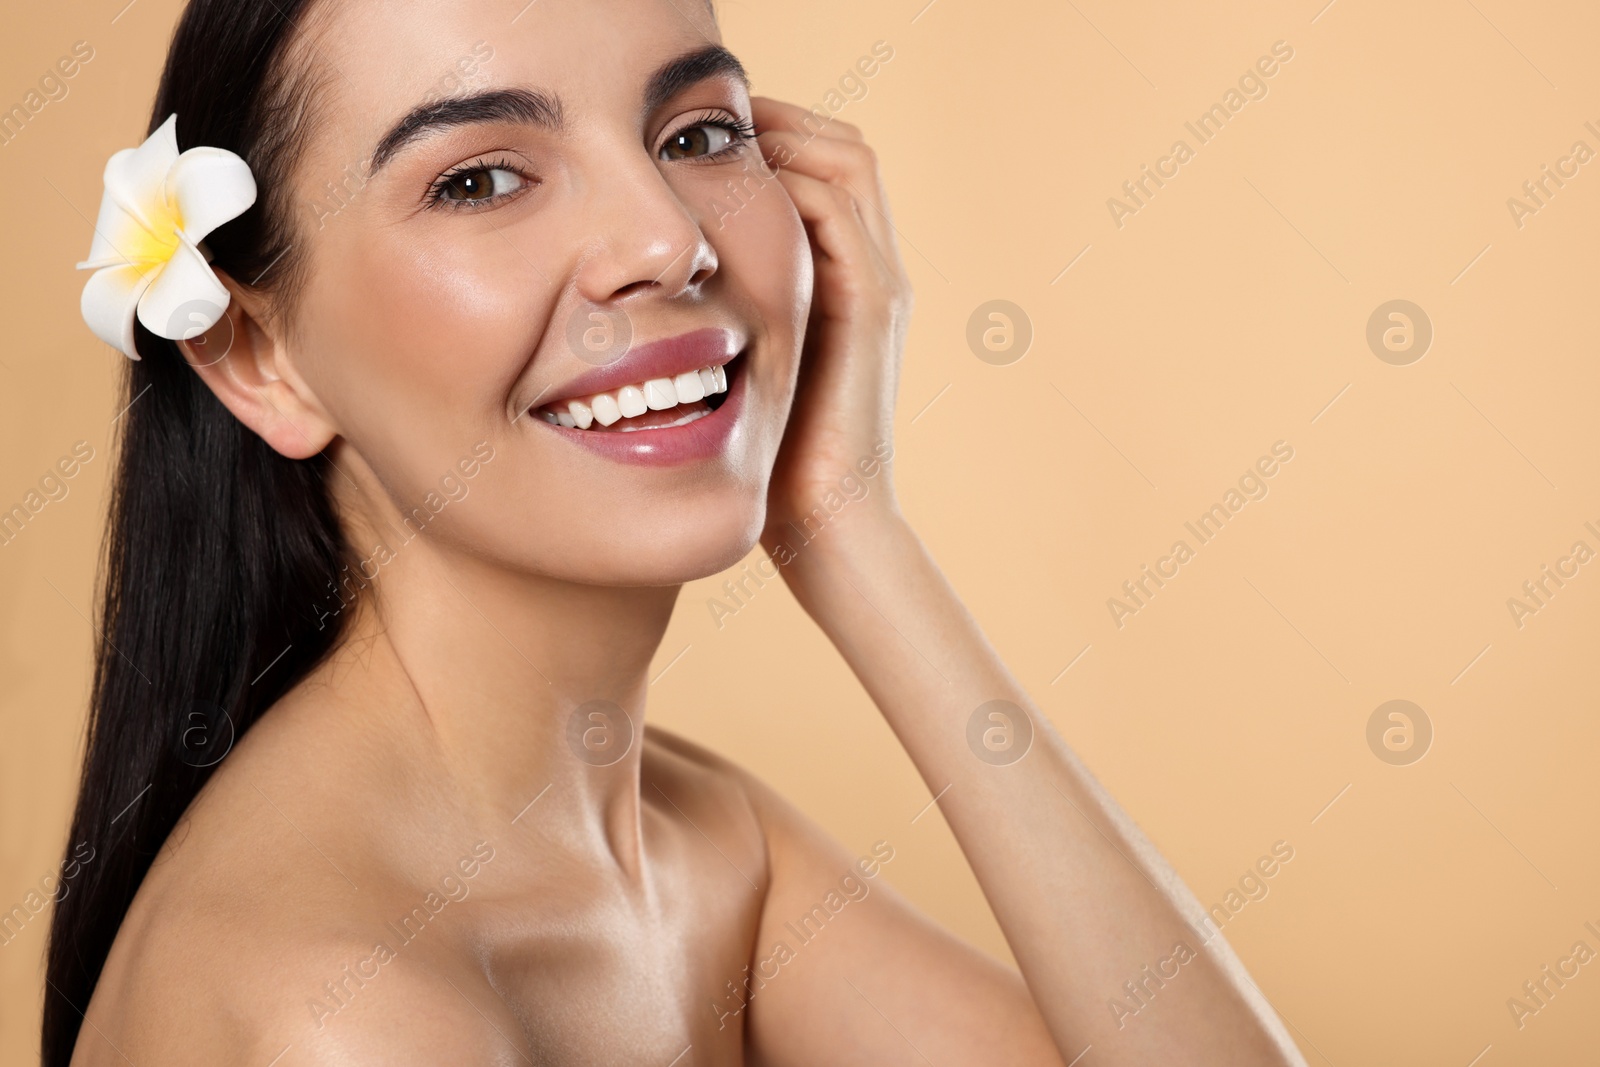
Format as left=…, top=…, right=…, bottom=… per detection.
left=751, top=96, right=865, bottom=143
left=756, top=130, right=896, bottom=268
left=758, top=130, right=886, bottom=207
left=773, top=167, right=894, bottom=305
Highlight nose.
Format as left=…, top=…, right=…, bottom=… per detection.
left=570, top=149, right=717, bottom=305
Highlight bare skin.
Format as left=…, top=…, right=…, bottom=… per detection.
left=71, top=1, right=1306, bottom=1064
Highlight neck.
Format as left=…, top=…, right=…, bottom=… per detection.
left=313, top=520, right=681, bottom=880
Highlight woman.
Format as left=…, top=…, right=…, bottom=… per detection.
left=47, top=0, right=1305, bottom=1063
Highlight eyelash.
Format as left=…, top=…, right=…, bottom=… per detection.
left=424, top=111, right=758, bottom=211
left=667, top=110, right=758, bottom=163
left=426, top=153, right=529, bottom=211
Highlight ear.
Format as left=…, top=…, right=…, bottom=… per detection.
left=175, top=269, right=338, bottom=460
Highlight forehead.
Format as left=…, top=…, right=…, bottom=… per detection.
left=300, top=0, right=722, bottom=139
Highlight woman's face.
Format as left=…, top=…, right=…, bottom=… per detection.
left=279, top=0, right=811, bottom=586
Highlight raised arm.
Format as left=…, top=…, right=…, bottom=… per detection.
left=751, top=96, right=1306, bottom=1066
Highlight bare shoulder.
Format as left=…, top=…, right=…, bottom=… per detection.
left=75, top=914, right=507, bottom=1066
left=640, top=722, right=858, bottom=879
left=647, top=730, right=1068, bottom=1066
left=74, top=806, right=516, bottom=1066
left=640, top=723, right=769, bottom=868
left=642, top=721, right=864, bottom=865
left=640, top=722, right=764, bottom=824
left=71, top=704, right=511, bottom=1064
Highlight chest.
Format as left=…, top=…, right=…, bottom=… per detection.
left=475, top=826, right=767, bottom=1063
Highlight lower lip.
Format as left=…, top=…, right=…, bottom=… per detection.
left=535, top=354, right=747, bottom=467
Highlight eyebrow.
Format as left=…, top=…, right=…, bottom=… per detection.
left=640, top=43, right=749, bottom=115
left=366, top=44, right=750, bottom=177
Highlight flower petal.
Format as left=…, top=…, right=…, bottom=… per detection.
left=136, top=236, right=229, bottom=342
left=167, top=147, right=257, bottom=245
left=81, top=262, right=158, bottom=360
left=79, top=177, right=168, bottom=269
left=103, top=114, right=181, bottom=231
left=81, top=114, right=184, bottom=268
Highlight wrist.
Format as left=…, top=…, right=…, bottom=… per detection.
left=762, top=500, right=916, bottom=589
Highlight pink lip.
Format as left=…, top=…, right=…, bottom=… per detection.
left=534, top=348, right=748, bottom=467
left=534, top=326, right=744, bottom=411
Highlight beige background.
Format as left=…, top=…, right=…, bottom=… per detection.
left=4, top=0, right=1599, bottom=1063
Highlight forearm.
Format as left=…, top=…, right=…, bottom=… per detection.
left=775, top=507, right=1305, bottom=1065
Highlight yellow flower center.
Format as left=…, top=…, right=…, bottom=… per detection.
left=125, top=191, right=185, bottom=265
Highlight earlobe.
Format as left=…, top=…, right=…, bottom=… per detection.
left=177, top=271, right=338, bottom=461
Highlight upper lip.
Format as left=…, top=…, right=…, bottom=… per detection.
left=531, top=325, right=745, bottom=412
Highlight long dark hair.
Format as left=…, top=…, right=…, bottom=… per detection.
left=42, top=2, right=355, bottom=1062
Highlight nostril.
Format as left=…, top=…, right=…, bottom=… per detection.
left=610, top=279, right=657, bottom=300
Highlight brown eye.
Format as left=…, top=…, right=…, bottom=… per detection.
left=437, top=165, right=524, bottom=204
left=660, top=123, right=736, bottom=161
left=444, top=170, right=493, bottom=201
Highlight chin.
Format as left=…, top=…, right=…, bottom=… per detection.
left=604, top=488, right=771, bottom=588
left=481, top=477, right=769, bottom=589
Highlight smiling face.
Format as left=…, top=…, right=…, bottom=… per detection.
left=269, top=0, right=811, bottom=586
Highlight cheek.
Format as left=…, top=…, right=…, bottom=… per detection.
left=713, top=185, right=813, bottom=378
left=298, top=227, right=554, bottom=483
left=747, top=193, right=813, bottom=332
left=352, top=235, right=545, bottom=394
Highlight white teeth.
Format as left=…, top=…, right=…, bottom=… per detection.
left=674, top=370, right=706, bottom=404
left=591, top=393, right=622, bottom=427
left=618, top=407, right=714, bottom=432
left=616, top=384, right=647, bottom=418
left=536, top=362, right=730, bottom=429
left=643, top=378, right=677, bottom=411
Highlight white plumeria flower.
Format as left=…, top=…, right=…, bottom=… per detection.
left=75, top=113, right=257, bottom=361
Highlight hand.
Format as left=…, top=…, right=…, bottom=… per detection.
left=751, top=97, right=913, bottom=558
